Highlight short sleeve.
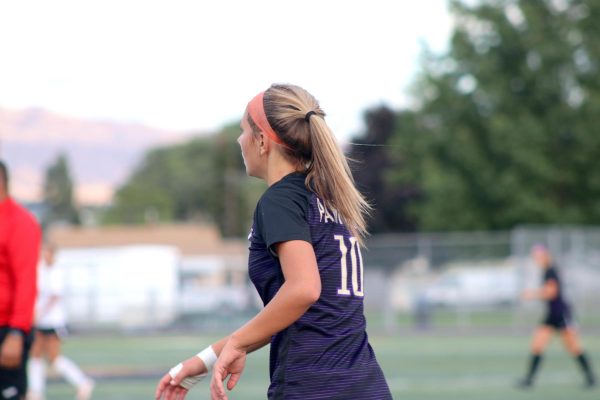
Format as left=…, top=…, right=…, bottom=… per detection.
left=256, top=186, right=311, bottom=255
left=544, top=268, right=558, bottom=283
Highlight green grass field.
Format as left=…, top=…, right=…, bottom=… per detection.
left=44, top=328, right=599, bottom=400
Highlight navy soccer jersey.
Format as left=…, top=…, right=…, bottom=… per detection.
left=542, top=265, right=572, bottom=329
left=248, top=172, right=392, bottom=400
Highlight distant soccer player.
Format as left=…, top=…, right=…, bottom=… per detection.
left=26, top=244, right=94, bottom=400
left=518, top=244, right=596, bottom=388
left=156, top=84, right=392, bottom=399
left=0, top=160, right=42, bottom=400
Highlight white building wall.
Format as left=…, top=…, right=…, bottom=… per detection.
left=55, top=245, right=180, bottom=329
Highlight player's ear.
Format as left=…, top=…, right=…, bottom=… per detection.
left=258, top=133, right=269, bottom=156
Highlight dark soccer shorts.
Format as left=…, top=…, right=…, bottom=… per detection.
left=36, top=326, right=68, bottom=339
left=542, top=308, right=574, bottom=330
left=0, top=327, right=33, bottom=399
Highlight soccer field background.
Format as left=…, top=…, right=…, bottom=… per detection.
left=46, top=330, right=599, bottom=400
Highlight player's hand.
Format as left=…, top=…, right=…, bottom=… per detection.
left=0, top=332, right=24, bottom=368
left=155, top=373, right=188, bottom=400
left=210, top=337, right=247, bottom=400
left=155, top=355, right=207, bottom=400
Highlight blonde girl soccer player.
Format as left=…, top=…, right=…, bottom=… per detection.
left=26, top=245, right=94, bottom=400
left=156, top=84, right=392, bottom=400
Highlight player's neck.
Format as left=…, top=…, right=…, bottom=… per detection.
left=265, top=154, right=298, bottom=186
left=266, top=161, right=299, bottom=187
left=266, top=168, right=297, bottom=186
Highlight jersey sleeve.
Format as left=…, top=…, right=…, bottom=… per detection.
left=544, top=268, right=559, bottom=283
left=256, top=186, right=311, bottom=255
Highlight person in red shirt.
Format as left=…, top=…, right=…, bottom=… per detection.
left=0, top=160, right=41, bottom=400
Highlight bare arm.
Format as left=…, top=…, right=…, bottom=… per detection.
left=227, top=240, right=320, bottom=351
left=209, top=240, right=321, bottom=399
left=190, top=240, right=320, bottom=366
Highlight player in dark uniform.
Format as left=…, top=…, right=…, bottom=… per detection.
left=156, top=84, right=392, bottom=400
left=518, top=244, right=596, bottom=388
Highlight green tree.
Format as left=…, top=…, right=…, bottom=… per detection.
left=105, top=137, right=216, bottom=224
left=349, top=106, right=419, bottom=233
left=42, top=153, right=80, bottom=228
left=377, top=0, right=600, bottom=231
left=105, top=123, right=265, bottom=236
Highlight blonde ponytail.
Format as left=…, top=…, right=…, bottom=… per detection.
left=254, top=84, right=371, bottom=243
left=306, top=116, right=372, bottom=242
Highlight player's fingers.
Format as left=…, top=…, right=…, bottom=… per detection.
left=158, top=386, right=169, bottom=400
left=155, top=373, right=172, bottom=399
left=162, top=386, right=174, bottom=400
left=210, top=368, right=227, bottom=400
left=172, top=386, right=185, bottom=400
left=209, top=375, right=220, bottom=400
left=162, top=373, right=178, bottom=399
left=211, top=386, right=228, bottom=400
left=167, top=385, right=182, bottom=400
left=173, top=387, right=183, bottom=400
left=227, top=372, right=241, bottom=391
left=171, top=387, right=182, bottom=400
left=176, top=386, right=189, bottom=400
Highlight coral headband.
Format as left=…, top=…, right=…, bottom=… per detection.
left=247, top=91, right=286, bottom=146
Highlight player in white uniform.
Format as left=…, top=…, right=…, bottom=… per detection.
left=26, top=245, right=94, bottom=400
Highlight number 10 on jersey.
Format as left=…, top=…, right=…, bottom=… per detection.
left=335, top=235, right=364, bottom=297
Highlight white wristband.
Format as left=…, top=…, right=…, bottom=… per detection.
left=168, top=363, right=207, bottom=390
left=196, top=345, right=218, bottom=370
left=167, top=345, right=217, bottom=391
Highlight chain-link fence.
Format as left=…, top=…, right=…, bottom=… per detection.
left=362, top=226, right=600, bottom=334
left=59, top=227, right=600, bottom=334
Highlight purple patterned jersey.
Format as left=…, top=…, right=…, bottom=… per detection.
left=248, top=173, right=392, bottom=399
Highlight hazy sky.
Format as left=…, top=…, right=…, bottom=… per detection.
left=0, top=0, right=452, bottom=141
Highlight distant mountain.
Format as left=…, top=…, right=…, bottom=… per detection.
left=0, top=108, right=195, bottom=204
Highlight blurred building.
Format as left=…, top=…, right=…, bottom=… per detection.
left=46, top=223, right=251, bottom=331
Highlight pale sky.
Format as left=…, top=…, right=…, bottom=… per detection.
left=0, top=0, right=453, bottom=141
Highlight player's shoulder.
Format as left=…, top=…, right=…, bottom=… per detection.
left=19, top=205, right=41, bottom=232
left=6, top=198, right=40, bottom=228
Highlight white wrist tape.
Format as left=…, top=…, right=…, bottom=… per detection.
left=167, top=346, right=217, bottom=391
left=196, top=345, right=218, bottom=370
left=168, top=363, right=207, bottom=390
